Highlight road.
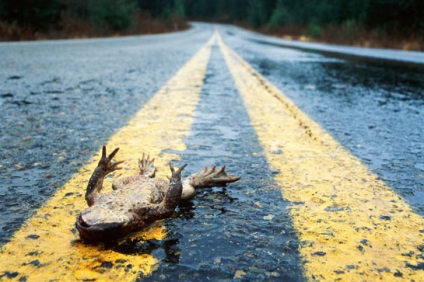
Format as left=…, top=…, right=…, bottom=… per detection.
left=0, top=23, right=423, bottom=281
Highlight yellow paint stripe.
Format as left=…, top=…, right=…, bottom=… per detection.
left=0, top=34, right=214, bottom=281
left=218, top=34, right=424, bottom=281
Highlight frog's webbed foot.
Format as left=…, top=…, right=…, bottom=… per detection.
left=189, top=166, right=241, bottom=189
left=98, top=146, right=124, bottom=174
left=138, top=153, right=156, bottom=178
left=86, top=145, right=124, bottom=206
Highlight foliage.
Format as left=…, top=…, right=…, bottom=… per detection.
left=182, top=0, right=423, bottom=35
left=89, top=0, right=136, bottom=31
left=308, top=23, right=321, bottom=39
left=136, top=0, right=182, bottom=18
left=267, top=0, right=290, bottom=30
left=247, top=0, right=267, bottom=28
left=1, top=0, right=423, bottom=41
left=0, top=0, right=62, bottom=31
left=0, top=0, right=187, bottom=32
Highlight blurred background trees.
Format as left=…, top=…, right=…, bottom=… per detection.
left=182, top=0, right=423, bottom=49
left=0, top=0, right=62, bottom=31
left=183, top=0, right=423, bottom=36
left=0, top=0, right=423, bottom=48
left=0, top=0, right=187, bottom=39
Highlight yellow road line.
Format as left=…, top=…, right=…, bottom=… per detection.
left=218, top=34, right=424, bottom=281
left=0, top=34, right=214, bottom=281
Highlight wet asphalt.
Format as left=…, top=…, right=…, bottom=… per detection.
left=141, top=44, right=303, bottom=281
left=0, top=26, right=212, bottom=244
left=1, top=22, right=424, bottom=280
left=219, top=26, right=424, bottom=217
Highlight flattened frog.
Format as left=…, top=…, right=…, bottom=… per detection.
left=76, top=146, right=240, bottom=241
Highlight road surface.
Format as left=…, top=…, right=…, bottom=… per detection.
left=0, top=23, right=423, bottom=281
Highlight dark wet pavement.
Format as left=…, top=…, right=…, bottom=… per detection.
left=1, top=22, right=424, bottom=280
left=142, top=45, right=303, bottom=281
left=220, top=26, right=424, bottom=217
left=0, top=27, right=212, bottom=244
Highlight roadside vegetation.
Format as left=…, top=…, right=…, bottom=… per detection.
left=0, top=0, right=187, bottom=40
left=183, top=0, right=424, bottom=51
left=0, top=0, right=423, bottom=50
left=261, top=0, right=424, bottom=51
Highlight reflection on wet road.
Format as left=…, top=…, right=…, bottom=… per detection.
left=145, top=44, right=303, bottom=281
left=0, top=28, right=212, bottom=244
left=0, top=33, right=214, bottom=281
left=219, top=34, right=424, bottom=280
left=0, top=23, right=424, bottom=281
left=222, top=30, right=424, bottom=216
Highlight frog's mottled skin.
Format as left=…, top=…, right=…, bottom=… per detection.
left=76, top=146, right=240, bottom=241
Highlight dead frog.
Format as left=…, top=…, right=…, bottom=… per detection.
left=76, top=146, right=240, bottom=241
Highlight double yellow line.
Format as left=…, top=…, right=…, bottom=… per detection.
left=218, top=34, right=424, bottom=280
left=1, top=30, right=423, bottom=281
left=0, top=34, right=214, bottom=281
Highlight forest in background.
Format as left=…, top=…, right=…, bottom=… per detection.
left=184, top=0, right=424, bottom=50
left=0, top=0, right=187, bottom=40
left=0, top=0, right=423, bottom=50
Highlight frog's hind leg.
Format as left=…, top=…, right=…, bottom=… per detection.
left=138, top=153, right=156, bottom=178
left=181, top=166, right=241, bottom=200
left=162, top=163, right=187, bottom=211
left=154, top=164, right=187, bottom=218
left=190, top=166, right=240, bottom=188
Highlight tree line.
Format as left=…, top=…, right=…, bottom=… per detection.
left=184, top=0, right=423, bottom=36
left=0, top=0, right=423, bottom=40
left=0, top=0, right=185, bottom=33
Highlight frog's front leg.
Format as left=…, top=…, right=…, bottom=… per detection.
left=85, top=146, right=123, bottom=206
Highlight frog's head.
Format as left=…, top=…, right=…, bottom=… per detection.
left=76, top=206, right=140, bottom=241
